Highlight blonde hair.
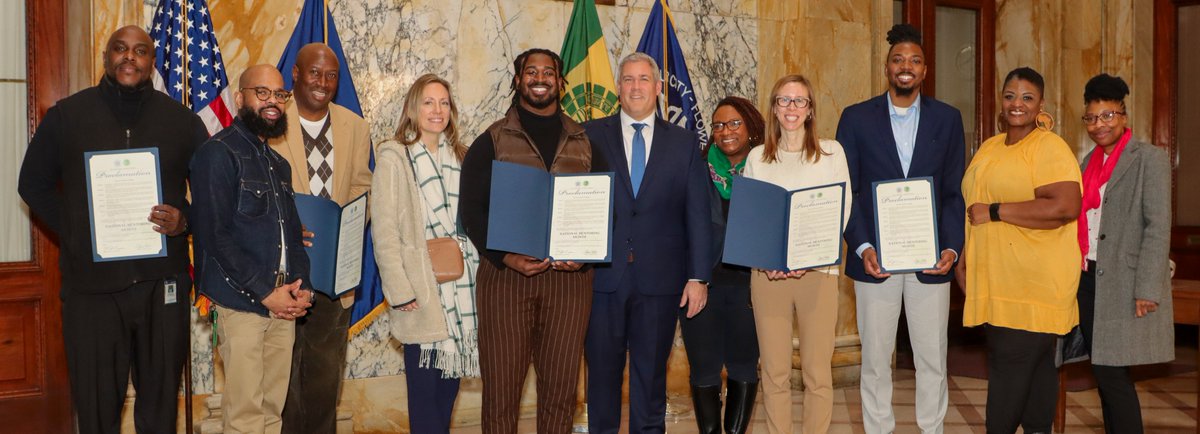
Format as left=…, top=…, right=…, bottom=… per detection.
left=762, top=74, right=827, bottom=164
left=393, top=74, right=466, bottom=162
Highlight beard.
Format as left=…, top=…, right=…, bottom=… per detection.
left=520, top=82, right=560, bottom=109
left=892, top=82, right=917, bottom=97
left=239, top=105, right=288, bottom=139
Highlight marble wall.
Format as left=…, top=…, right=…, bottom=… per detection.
left=69, top=0, right=1156, bottom=431
left=994, top=0, right=1155, bottom=157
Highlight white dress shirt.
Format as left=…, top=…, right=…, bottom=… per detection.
left=619, top=110, right=656, bottom=175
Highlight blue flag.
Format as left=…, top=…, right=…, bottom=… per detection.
left=276, top=0, right=385, bottom=337
left=635, top=0, right=707, bottom=148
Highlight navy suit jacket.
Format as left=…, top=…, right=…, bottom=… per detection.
left=836, top=93, right=966, bottom=284
left=584, top=114, right=712, bottom=295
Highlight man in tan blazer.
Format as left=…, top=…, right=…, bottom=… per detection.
left=274, top=43, right=373, bottom=434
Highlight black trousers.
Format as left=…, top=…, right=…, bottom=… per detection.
left=984, top=324, right=1058, bottom=434
left=1078, top=264, right=1144, bottom=433
left=679, top=276, right=759, bottom=386
left=62, top=275, right=190, bottom=434
left=281, top=292, right=351, bottom=434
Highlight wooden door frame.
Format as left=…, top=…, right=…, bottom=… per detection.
left=901, top=0, right=997, bottom=148
left=1155, top=0, right=1200, bottom=279
left=0, top=0, right=71, bottom=432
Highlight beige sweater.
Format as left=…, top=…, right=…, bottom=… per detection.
left=371, top=140, right=450, bottom=344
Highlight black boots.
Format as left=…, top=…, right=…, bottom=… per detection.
left=692, top=381, right=757, bottom=434
left=691, top=384, right=723, bottom=434
left=723, top=380, right=757, bottom=434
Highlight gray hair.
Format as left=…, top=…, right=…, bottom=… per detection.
left=618, top=52, right=662, bottom=82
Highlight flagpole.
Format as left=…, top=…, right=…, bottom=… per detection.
left=660, top=0, right=668, bottom=116
left=179, top=3, right=195, bottom=433
left=323, top=0, right=329, bottom=43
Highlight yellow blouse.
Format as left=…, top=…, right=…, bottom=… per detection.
left=961, top=129, right=1082, bottom=335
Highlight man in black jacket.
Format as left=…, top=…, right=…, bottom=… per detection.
left=17, top=25, right=207, bottom=434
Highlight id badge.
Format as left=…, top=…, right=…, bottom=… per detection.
left=164, top=279, right=178, bottom=304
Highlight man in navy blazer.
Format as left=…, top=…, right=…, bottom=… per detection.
left=835, top=24, right=965, bottom=434
left=583, top=52, right=712, bottom=433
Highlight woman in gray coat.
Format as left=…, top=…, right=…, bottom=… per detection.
left=1076, top=73, right=1173, bottom=433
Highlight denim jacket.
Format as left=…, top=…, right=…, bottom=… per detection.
left=190, top=118, right=312, bottom=316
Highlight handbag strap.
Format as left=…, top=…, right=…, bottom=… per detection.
left=404, top=144, right=464, bottom=241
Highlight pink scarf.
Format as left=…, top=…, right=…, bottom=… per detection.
left=1078, top=128, right=1131, bottom=269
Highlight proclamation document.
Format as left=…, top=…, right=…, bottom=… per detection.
left=547, top=174, right=613, bottom=262
left=333, top=194, right=368, bottom=295
left=873, top=177, right=939, bottom=272
left=784, top=184, right=846, bottom=270
left=84, top=148, right=166, bottom=262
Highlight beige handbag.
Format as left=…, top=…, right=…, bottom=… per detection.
left=426, top=237, right=465, bottom=283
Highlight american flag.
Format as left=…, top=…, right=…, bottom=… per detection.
left=149, top=0, right=235, bottom=135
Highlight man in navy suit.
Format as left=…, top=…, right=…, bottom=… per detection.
left=583, top=52, right=712, bottom=433
left=835, top=24, right=966, bottom=434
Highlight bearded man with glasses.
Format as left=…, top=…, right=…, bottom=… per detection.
left=190, top=64, right=316, bottom=434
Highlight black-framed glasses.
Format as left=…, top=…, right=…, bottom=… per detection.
left=1081, top=111, right=1125, bottom=125
left=774, top=96, right=811, bottom=108
left=711, top=119, right=744, bottom=132
left=240, top=87, right=292, bottom=103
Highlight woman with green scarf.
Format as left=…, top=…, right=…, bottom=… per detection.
left=681, top=95, right=764, bottom=434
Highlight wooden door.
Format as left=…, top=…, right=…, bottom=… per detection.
left=1154, top=0, right=1200, bottom=280
left=0, top=0, right=72, bottom=432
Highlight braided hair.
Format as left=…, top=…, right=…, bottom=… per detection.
left=510, top=48, right=567, bottom=107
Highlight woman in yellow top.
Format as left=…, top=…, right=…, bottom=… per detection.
left=956, top=67, right=1082, bottom=434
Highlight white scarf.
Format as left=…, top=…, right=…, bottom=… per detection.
left=407, top=135, right=480, bottom=378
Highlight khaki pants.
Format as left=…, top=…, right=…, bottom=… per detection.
left=750, top=270, right=838, bottom=434
left=215, top=305, right=296, bottom=434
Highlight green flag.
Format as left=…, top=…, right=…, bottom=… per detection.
left=560, top=0, right=619, bottom=122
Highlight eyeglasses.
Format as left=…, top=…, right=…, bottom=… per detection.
left=1081, top=111, right=1125, bottom=125
left=711, top=119, right=744, bottom=132
left=774, top=96, right=811, bottom=109
left=240, top=87, right=292, bottom=103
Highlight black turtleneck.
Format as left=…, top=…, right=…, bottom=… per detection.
left=515, top=104, right=563, bottom=168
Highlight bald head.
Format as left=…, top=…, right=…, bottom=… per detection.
left=103, top=25, right=154, bottom=90
left=293, top=43, right=340, bottom=119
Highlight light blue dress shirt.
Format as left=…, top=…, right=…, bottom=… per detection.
left=887, top=94, right=921, bottom=177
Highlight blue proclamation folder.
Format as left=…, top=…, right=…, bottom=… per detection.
left=486, top=161, right=614, bottom=262
left=723, top=177, right=845, bottom=271
left=294, top=192, right=368, bottom=298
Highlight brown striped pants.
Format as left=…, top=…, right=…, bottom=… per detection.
left=476, top=259, right=593, bottom=434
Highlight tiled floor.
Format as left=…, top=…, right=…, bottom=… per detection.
left=450, top=368, right=1199, bottom=433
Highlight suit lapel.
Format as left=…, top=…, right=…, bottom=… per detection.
left=908, top=96, right=934, bottom=177
left=607, top=117, right=635, bottom=198
left=637, top=117, right=672, bottom=199
left=872, top=94, right=906, bottom=178
left=329, top=106, right=350, bottom=204
left=282, top=102, right=312, bottom=195
left=1106, top=139, right=1139, bottom=187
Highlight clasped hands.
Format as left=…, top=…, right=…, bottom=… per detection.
left=262, top=279, right=314, bottom=320
left=502, top=253, right=583, bottom=276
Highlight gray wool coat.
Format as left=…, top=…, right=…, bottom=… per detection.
left=1082, top=138, right=1174, bottom=366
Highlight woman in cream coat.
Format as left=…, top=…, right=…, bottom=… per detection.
left=372, top=74, right=480, bottom=433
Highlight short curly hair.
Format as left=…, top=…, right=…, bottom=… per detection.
left=1083, top=73, right=1129, bottom=105
left=886, top=24, right=922, bottom=47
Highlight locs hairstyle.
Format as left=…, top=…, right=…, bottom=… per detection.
left=886, top=23, right=922, bottom=48
left=510, top=48, right=568, bottom=106
left=1083, top=73, right=1130, bottom=105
